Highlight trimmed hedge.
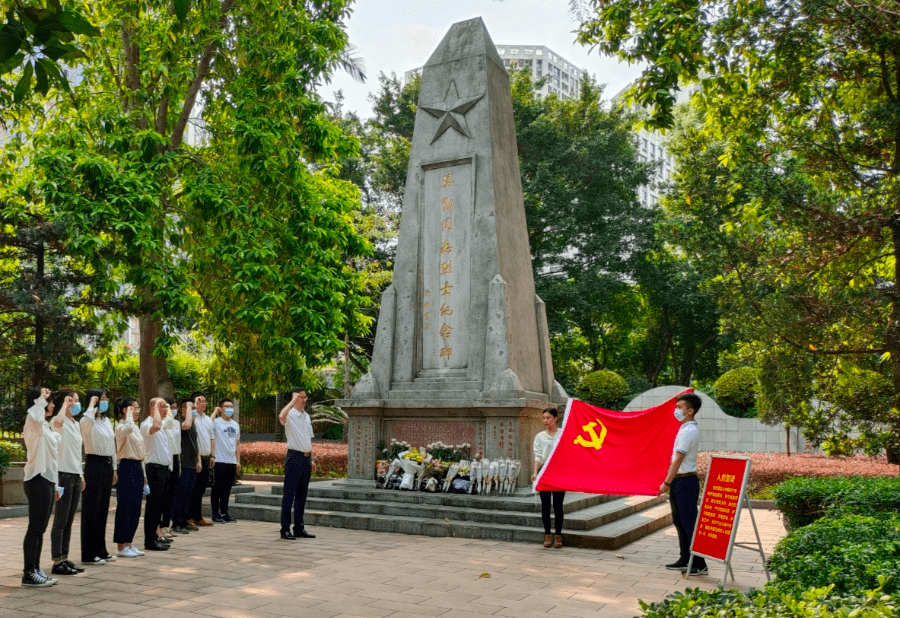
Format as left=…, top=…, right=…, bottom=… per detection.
left=771, top=475, right=900, bottom=530
left=578, top=370, right=629, bottom=408
left=713, top=366, right=759, bottom=418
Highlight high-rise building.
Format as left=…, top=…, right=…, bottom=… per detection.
left=611, top=82, right=699, bottom=208
left=405, top=44, right=585, bottom=100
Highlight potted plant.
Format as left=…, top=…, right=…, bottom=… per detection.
left=0, top=441, right=28, bottom=506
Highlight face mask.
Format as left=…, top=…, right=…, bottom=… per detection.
left=71, top=402, right=82, bottom=415
left=674, top=408, right=686, bottom=422
left=192, top=410, right=198, bottom=417
left=99, top=401, right=109, bottom=413
left=224, top=409, right=234, bottom=418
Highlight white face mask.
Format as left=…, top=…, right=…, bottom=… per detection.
left=674, top=408, right=686, bottom=422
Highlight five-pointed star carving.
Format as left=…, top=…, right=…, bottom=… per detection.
left=421, top=80, right=484, bottom=144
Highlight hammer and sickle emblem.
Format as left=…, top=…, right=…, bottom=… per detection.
left=573, top=419, right=608, bottom=450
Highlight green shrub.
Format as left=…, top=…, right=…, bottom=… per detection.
left=624, top=375, right=652, bottom=402
left=578, top=370, right=629, bottom=408
left=0, top=445, right=8, bottom=478
left=0, top=440, right=26, bottom=463
left=713, top=366, right=759, bottom=418
left=772, top=476, right=900, bottom=530
left=769, top=513, right=900, bottom=596
left=637, top=584, right=897, bottom=618
left=322, top=424, right=344, bottom=440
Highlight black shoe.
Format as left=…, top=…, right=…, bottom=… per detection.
left=280, top=531, right=296, bottom=540
left=171, top=526, right=191, bottom=534
left=295, top=529, right=315, bottom=539
left=687, top=565, right=709, bottom=576
left=222, top=514, right=237, bottom=523
left=665, top=561, right=689, bottom=571
left=63, top=561, right=85, bottom=573
left=144, top=541, right=169, bottom=551
left=21, top=569, right=56, bottom=587
left=51, top=562, right=78, bottom=575
left=82, top=556, right=106, bottom=566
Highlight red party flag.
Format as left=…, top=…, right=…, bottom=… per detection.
left=534, top=391, right=691, bottom=495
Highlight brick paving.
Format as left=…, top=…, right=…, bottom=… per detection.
left=0, top=492, right=786, bottom=618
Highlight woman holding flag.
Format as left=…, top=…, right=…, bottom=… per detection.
left=532, top=407, right=565, bottom=548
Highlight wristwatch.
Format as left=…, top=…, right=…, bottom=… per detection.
left=663, top=481, right=671, bottom=486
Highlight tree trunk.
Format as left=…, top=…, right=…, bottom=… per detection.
left=888, top=222, right=900, bottom=465
left=785, top=425, right=791, bottom=456
left=344, top=331, right=352, bottom=399
left=138, top=312, right=174, bottom=415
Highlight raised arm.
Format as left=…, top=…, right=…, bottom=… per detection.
left=279, top=392, right=300, bottom=425
left=26, top=388, right=51, bottom=424
left=181, top=401, right=194, bottom=430
left=51, top=395, right=71, bottom=430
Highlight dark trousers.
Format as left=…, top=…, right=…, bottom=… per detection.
left=143, top=463, right=169, bottom=546
left=211, top=462, right=236, bottom=516
left=113, top=459, right=143, bottom=544
left=281, top=450, right=312, bottom=533
left=23, top=474, right=55, bottom=572
left=51, top=471, right=82, bottom=560
left=670, top=475, right=707, bottom=568
left=81, top=455, right=113, bottom=561
left=160, top=455, right=179, bottom=528
left=171, top=467, right=197, bottom=527
left=188, top=455, right=210, bottom=522
left=539, top=490, right=565, bottom=535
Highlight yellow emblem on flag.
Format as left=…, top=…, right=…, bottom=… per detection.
left=574, top=419, right=608, bottom=450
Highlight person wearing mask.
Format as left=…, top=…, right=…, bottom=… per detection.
left=278, top=389, right=316, bottom=540
left=113, top=397, right=146, bottom=558
left=210, top=399, right=240, bottom=523
left=21, top=387, right=61, bottom=587
left=187, top=391, right=215, bottom=528
left=140, top=397, right=171, bottom=552
left=532, top=408, right=565, bottom=548
left=49, top=389, right=86, bottom=575
left=159, top=397, right=180, bottom=540
left=171, top=399, right=201, bottom=534
left=80, top=388, right=117, bottom=565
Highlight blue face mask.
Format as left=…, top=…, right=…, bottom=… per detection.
left=98, top=401, right=109, bottom=413
left=192, top=410, right=198, bottom=417
left=224, top=409, right=234, bottom=418
left=71, top=402, right=82, bottom=415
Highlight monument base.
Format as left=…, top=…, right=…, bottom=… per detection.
left=339, top=400, right=547, bottom=488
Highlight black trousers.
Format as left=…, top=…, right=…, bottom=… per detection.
left=51, top=471, right=82, bottom=560
left=539, top=490, right=566, bottom=535
left=211, top=462, right=236, bottom=516
left=281, top=450, right=312, bottom=533
left=81, top=454, right=113, bottom=561
left=23, top=474, right=55, bottom=572
left=171, top=467, right=197, bottom=527
left=188, top=455, right=210, bottom=522
left=113, top=459, right=143, bottom=544
left=160, top=454, right=179, bottom=528
left=670, top=475, right=707, bottom=568
left=143, top=463, right=169, bottom=546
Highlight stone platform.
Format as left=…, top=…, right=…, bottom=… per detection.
left=229, top=480, right=672, bottom=549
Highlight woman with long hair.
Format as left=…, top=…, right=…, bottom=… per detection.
left=21, top=387, right=61, bottom=587
left=532, top=407, right=565, bottom=548
left=48, top=389, right=86, bottom=575
left=112, top=397, right=146, bottom=558
left=80, top=388, right=118, bottom=565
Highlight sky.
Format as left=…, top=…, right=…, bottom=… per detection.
left=320, top=0, right=644, bottom=119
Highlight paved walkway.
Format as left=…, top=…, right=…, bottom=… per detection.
left=0, top=497, right=785, bottom=618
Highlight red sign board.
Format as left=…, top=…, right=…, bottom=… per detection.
left=691, top=456, right=750, bottom=562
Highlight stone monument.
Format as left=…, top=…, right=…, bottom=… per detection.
left=339, top=17, right=567, bottom=487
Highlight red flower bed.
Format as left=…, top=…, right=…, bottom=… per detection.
left=240, top=440, right=347, bottom=477
left=697, top=452, right=898, bottom=496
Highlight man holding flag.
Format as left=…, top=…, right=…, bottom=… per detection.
left=658, top=393, right=708, bottom=576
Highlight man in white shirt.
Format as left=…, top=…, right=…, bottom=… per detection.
left=140, top=398, right=171, bottom=551
left=188, top=391, right=215, bottom=527
left=658, top=393, right=707, bottom=576
left=210, top=399, right=240, bottom=523
left=278, top=389, right=317, bottom=540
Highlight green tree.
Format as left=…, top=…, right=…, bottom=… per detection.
left=2, top=0, right=372, bottom=408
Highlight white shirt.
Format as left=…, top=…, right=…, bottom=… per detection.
left=52, top=416, right=84, bottom=476
left=213, top=417, right=240, bottom=464
left=23, top=397, right=61, bottom=484
left=141, top=417, right=172, bottom=469
left=115, top=413, right=146, bottom=463
left=195, top=414, right=214, bottom=456
left=284, top=408, right=313, bottom=453
left=532, top=430, right=558, bottom=467
left=165, top=416, right=182, bottom=457
left=672, top=421, right=699, bottom=474
left=81, top=406, right=118, bottom=470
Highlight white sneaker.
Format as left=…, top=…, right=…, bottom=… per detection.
left=117, top=547, right=139, bottom=558
left=131, top=547, right=145, bottom=556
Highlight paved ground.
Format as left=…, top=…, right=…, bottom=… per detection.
left=0, top=491, right=785, bottom=618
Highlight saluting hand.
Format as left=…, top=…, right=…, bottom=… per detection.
left=40, top=387, right=51, bottom=400
left=89, top=395, right=99, bottom=408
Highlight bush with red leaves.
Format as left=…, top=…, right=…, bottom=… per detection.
left=240, top=440, right=347, bottom=477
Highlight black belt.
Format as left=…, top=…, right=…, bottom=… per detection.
left=146, top=463, right=168, bottom=469
left=288, top=449, right=311, bottom=457
left=674, top=472, right=698, bottom=479
left=86, top=454, right=113, bottom=462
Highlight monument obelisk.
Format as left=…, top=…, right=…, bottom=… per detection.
left=339, top=17, right=567, bottom=487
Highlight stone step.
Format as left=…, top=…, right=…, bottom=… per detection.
left=112, top=483, right=255, bottom=499
left=272, top=483, right=614, bottom=513
left=234, top=492, right=662, bottom=531
left=416, top=369, right=468, bottom=379
left=226, top=500, right=672, bottom=550
left=383, top=390, right=483, bottom=400
left=391, top=380, right=485, bottom=391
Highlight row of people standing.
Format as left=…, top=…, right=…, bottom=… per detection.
left=21, top=388, right=241, bottom=587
